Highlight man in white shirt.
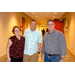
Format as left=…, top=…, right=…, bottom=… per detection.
left=23, top=20, right=42, bottom=62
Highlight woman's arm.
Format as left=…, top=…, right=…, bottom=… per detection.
left=6, top=39, right=12, bottom=62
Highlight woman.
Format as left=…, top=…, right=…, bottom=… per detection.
left=6, top=26, right=25, bottom=62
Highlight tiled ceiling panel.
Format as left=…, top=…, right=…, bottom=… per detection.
left=24, top=12, right=66, bottom=25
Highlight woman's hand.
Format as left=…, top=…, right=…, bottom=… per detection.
left=7, top=57, right=11, bottom=62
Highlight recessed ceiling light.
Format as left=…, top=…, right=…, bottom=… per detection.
left=53, top=16, right=55, bottom=17
left=55, top=12, right=56, bottom=13
left=32, top=12, right=34, bottom=13
left=36, top=16, right=38, bottom=17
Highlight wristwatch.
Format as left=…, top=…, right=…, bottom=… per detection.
left=61, top=58, right=65, bottom=60
left=37, top=52, right=40, bottom=54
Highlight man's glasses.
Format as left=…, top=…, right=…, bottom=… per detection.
left=47, top=24, right=54, bottom=25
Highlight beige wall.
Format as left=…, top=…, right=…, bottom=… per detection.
left=62, top=12, right=75, bottom=56
left=0, top=12, right=41, bottom=57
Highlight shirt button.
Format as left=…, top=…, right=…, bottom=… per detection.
left=48, top=46, right=49, bottom=48
left=48, top=42, right=49, bottom=44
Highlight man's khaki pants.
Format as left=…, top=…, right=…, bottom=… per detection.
left=23, top=52, right=38, bottom=62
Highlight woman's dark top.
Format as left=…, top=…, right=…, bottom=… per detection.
left=9, top=35, right=25, bottom=58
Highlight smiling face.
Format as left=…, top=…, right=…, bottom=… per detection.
left=14, top=28, right=21, bottom=36
left=30, top=21, right=37, bottom=31
left=47, top=21, right=55, bottom=33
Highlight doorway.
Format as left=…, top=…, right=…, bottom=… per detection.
left=54, top=19, right=64, bottom=33
left=22, top=17, right=25, bottom=35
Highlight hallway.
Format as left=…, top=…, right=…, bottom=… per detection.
left=0, top=12, right=75, bottom=62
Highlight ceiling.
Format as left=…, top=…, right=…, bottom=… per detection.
left=24, top=12, right=66, bottom=25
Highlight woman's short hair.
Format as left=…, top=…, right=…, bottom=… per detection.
left=12, top=26, right=21, bottom=34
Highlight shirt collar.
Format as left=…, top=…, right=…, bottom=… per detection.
left=48, top=29, right=55, bottom=34
left=29, top=28, right=36, bottom=32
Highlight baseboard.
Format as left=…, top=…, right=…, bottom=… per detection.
left=0, top=54, right=7, bottom=62
left=67, top=49, right=75, bottom=60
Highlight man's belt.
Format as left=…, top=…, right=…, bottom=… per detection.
left=47, top=54, right=57, bottom=56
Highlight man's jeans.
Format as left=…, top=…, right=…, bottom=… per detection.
left=44, top=53, right=61, bottom=62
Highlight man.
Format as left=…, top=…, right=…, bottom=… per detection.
left=23, top=20, right=42, bottom=62
left=41, top=20, right=67, bottom=62
left=42, top=28, right=45, bottom=36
